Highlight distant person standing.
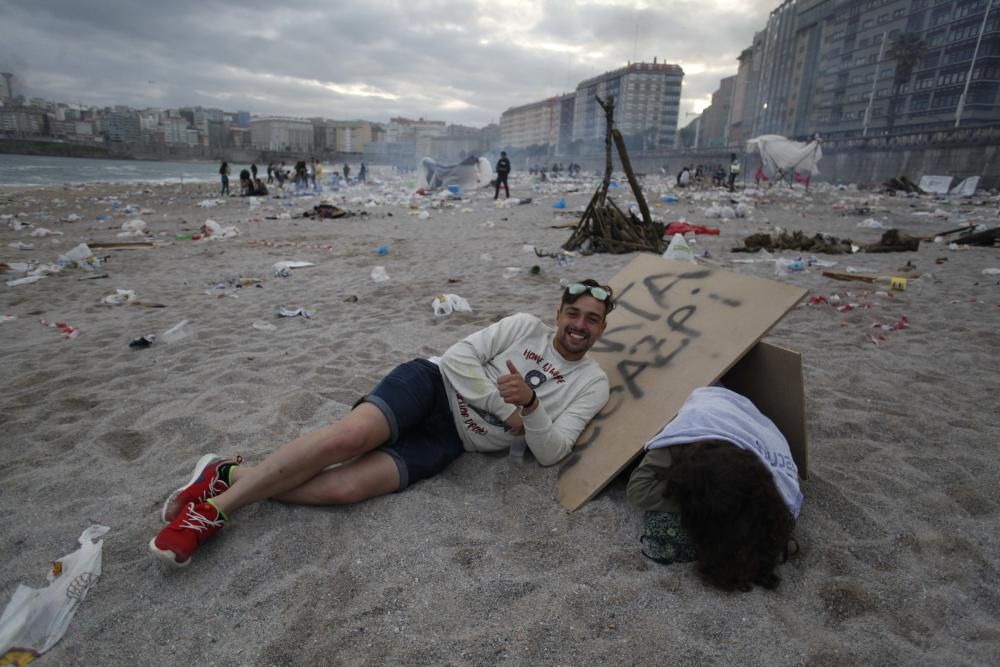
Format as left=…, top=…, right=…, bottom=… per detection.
left=343, top=163, right=351, bottom=182
left=219, top=161, right=230, bottom=196
left=315, top=160, right=323, bottom=192
left=250, top=162, right=258, bottom=182
left=359, top=162, right=368, bottom=183
left=266, top=163, right=274, bottom=184
left=494, top=151, right=511, bottom=199
left=728, top=154, right=741, bottom=192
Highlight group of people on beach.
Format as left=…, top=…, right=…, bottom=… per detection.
left=219, top=159, right=370, bottom=196
left=149, top=279, right=802, bottom=593
left=669, top=154, right=743, bottom=193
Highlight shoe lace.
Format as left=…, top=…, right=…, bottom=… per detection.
left=197, top=455, right=243, bottom=503
left=179, top=504, right=224, bottom=533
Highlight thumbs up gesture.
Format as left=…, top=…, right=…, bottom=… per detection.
left=498, top=359, right=536, bottom=408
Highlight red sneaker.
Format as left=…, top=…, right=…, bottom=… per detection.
left=161, top=454, right=240, bottom=523
left=149, top=501, right=225, bottom=566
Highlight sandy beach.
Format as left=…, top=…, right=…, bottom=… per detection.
left=2, top=170, right=999, bottom=665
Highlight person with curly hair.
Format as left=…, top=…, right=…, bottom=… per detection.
left=627, top=387, right=802, bottom=591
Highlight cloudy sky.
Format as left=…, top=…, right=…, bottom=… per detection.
left=0, top=0, right=776, bottom=127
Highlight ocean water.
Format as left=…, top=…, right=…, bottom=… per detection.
left=0, top=153, right=224, bottom=187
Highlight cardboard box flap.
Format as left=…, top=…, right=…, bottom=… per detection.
left=557, top=254, right=806, bottom=511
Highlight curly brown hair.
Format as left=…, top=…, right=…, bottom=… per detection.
left=667, top=440, right=796, bottom=591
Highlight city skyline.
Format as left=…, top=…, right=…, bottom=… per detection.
left=0, top=0, right=776, bottom=127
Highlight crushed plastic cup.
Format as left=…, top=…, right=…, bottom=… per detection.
left=102, top=289, right=136, bottom=305
left=160, top=320, right=193, bottom=344
left=370, top=266, right=391, bottom=282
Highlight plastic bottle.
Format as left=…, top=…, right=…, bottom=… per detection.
left=509, top=440, right=526, bottom=462
left=161, top=320, right=193, bottom=344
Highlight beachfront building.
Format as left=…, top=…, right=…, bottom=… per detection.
left=572, top=61, right=684, bottom=152
left=106, top=109, right=141, bottom=143
left=499, top=93, right=575, bottom=151
left=250, top=116, right=314, bottom=152
left=698, top=76, right=737, bottom=147
left=723, top=0, right=999, bottom=142
left=332, top=120, right=378, bottom=153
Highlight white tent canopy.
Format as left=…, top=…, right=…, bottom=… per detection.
left=418, top=155, right=493, bottom=191
left=746, top=135, right=823, bottom=182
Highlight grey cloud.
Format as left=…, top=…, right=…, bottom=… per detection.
left=0, top=0, right=778, bottom=124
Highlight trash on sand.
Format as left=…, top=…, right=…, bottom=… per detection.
left=552, top=198, right=567, bottom=209
left=982, top=268, right=1000, bottom=276
left=197, top=199, right=222, bottom=208
left=160, top=320, right=193, bottom=344
left=665, top=222, right=719, bottom=236
left=775, top=258, right=806, bottom=274
left=857, top=218, right=884, bottom=229
left=502, top=267, right=522, bottom=279
left=418, top=211, right=430, bottom=220
left=371, top=266, right=390, bottom=282
left=30, top=228, right=63, bottom=238
left=6, top=275, right=43, bottom=287
left=252, top=320, right=277, bottom=331
left=40, top=319, right=80, bottom=340
left=278, top=307, right=312, bottom=319
left=9, top=242, right=34, bottom=251
left=102, top=289, right=137, bottom=305
left=272, top=260, right=315, bottom=277
left=128, top=335, right=155, bottom=349
left=375, top=244, right=388, bottom=255
left=662, top=233, right=696, bottom=263
left=431, top=293, right=472, bottom=316
left=201, top=220, right=240, bottom=239
left=57, top=243, right=101, bottom=270
left=0, top=314, right=16, bottom=322
left=0, top=525, right=110, bottom=663
left=118, top=220, right=148, bottom=237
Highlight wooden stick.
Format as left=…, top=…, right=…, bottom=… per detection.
left=612, top=129, right=653, bottom=228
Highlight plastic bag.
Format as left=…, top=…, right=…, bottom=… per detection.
left=431, top=293, right=472, bottom=316
left=370, top=266, right=390, bottom=282
left=662, top=233, right=696, bottom=263
left=0, top=525, right=110, bottom=662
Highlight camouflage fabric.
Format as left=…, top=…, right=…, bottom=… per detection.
left=640, top=511, right=696, bottom=565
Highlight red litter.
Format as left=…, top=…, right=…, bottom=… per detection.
left=41, top=319, right=80, bottom=340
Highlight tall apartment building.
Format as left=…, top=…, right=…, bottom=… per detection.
left=736, top=0, right=998, bottom=141
left=699, top=76, right=737, bottom=147
left=499, top=93, right=574, bottom=149
left=107, top=110, right=141, bottom=143
left=250, top=117, right=314, bottom=152
left=572, top=61, right=684, bottom=150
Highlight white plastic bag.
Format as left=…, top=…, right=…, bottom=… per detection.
left=662, top=233, right=696, bottom=263
left=0, top=525, right=110, bottom=661
left=431, top=293, right=472, bottom=316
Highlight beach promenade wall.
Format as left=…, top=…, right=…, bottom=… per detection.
left=623, top=125, right=1000, bottom=190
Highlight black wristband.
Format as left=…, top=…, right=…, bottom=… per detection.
left=521, top=390, right=537, bottom=409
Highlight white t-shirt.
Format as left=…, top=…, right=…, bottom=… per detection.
left=439, top=313, right=609, bottom=466
left=644, top=387, right=802, bottom=517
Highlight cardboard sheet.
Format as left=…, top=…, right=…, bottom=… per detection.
left=557, top=254, right=807, bottom=511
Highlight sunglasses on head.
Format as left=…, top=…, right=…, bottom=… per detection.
left=567, top=283, right=611, bottom=302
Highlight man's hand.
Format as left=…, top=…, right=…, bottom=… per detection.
left=504, top=410, right=525, bottom=436
left=498, top=360, right=535, bottom=408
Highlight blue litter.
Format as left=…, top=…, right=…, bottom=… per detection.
left=375, top=244, right=389, bottom=255
left=661, top=196, right=677, bottom=203
left=447, top=185, right=462, bottom=194
left=552, top=198, right=566, bottom=209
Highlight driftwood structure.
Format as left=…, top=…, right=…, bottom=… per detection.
left=562, top=95, right=664, bottom=254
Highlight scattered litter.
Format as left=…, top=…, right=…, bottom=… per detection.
left=431, top=293, right=472, bottom=316
left=278, top=307, right=312, bottom=319
left=252, top=320, right=277, bottom=331
left=775, top=258, right=807, bottom=274
left=128, top=335, right=155, bottom=349
left=662, top=233, right=696, bottom=263
left=272, top=260, right=315, bottom=277
left=201, top=219, right=240, bottom=239
left=197, top=199, right=222, bottom=208
left=665, top=222, right=719, bottom=236
left=374, top=244, right=388, bottom=255
left=160, top=320, right=193, bottom=344
left=57, top=243, right=101, bottom=270
left=40, top=319, right=80, bottom=340
left=9, top=241, right=34, bottom=250
left=102, top=289, right=136, bottom=305
left=502, top=267, right=522, bottom=279
left=857, top=218, right=884, bottom=229
left=0, top=314, right=16, bottom=322
left=370, top=266, right=390, bottom=282
left=6, top=275, right=43, bottom=287
left=30, top=227, right=63, bottom=238
left=552, top=198, right=567, bottom=209
left=60, top=213, right=82, bottom=223
left=0, top=525, right=110, bottom=662
left=983, top=268, right=1000, bottom=276
left=418, top=211, right=430, bottom=220
left=118, top=219, right=148, bottom=237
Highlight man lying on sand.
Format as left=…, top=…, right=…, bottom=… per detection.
left=150, top=280, right=615, bottom=566
left=627, top=387, right=802, bottom=591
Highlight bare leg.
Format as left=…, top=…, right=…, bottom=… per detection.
left=212, top=402, right=390, bottom=515
left=269, top=451, right=401, bottom=505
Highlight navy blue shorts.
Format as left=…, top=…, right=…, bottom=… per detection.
left=360, top=359, right=465, bottom=490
